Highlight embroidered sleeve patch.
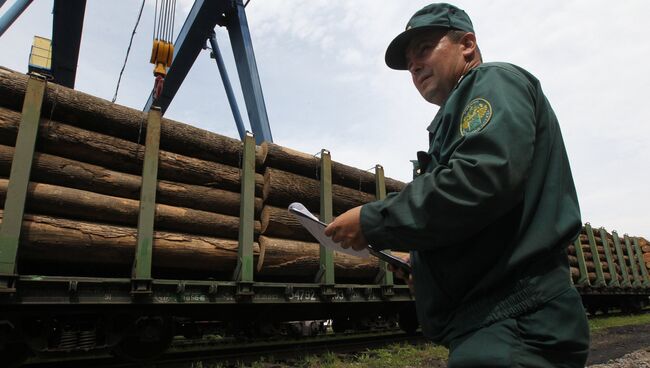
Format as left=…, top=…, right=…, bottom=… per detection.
left=460, top=98, right=492, bottom=136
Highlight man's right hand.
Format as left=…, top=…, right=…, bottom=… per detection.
left=388, top=255, right=414, bottom=294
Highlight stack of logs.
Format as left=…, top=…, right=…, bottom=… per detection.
left=567, top=226, right=650, bottom=287
left=0, top=67, right=407, bottom=282
left=3, top=67, right=648, bottom=285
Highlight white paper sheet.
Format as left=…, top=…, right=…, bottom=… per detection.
left=288, top=202, right=369, bottom=258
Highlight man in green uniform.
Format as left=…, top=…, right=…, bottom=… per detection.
left=324, top=3, right=589, bottom=367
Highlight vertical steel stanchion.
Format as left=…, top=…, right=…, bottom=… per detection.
left=132, top=107, right=162, bottom=295
left=374, top=165, right=394, bottom=298
left=0, top=75, right=46, bottom=293
left=233, top=132, right=255, bottom=298
left=599, top=227, right=619, bottom=287
left=316, top=149, right=335, bottom=299
left=612, top=231, right=631, bottom=288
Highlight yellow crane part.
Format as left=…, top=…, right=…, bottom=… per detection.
left=150, top=39, right=174, bottom=77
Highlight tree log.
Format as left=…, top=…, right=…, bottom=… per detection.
left=0, top=178, right=260, bottom=239
left=0, top=108, right=263, bottom=195
left=0, top=210, right=259, bottom=278
left=0, top=144, right=262, bottom=218
left=0, top=68, right=266, bottom=169
left=568, top=255, right=620, bottom=272
left=1, top=210, right=403, bottom=281
left=258, top=236, right=409, bottom=280
left=260, top=142, right=406, bottom=194
left=261, top=205, right=316, bottom=241
left=263, top=168, right=376, bottom=215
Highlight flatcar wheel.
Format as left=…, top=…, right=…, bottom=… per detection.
left=398, top=310, right=419, bottom=335
left=112, top=317, right=173, bottom=361
left=1, top=342, right=31, bottom=368
left=332, top=317, right=352, bottom=333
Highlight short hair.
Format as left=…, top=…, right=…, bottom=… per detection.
left=446, top=30, right=483, bottom=62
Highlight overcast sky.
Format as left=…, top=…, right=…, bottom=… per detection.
left=1, top=0, right=648, bottom=238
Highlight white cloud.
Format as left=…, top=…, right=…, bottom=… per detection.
left=0, top=0, right=648, bottom=238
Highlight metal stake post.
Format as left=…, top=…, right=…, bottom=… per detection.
left=316, top=150, right=335, bottom=299
left=573, top=237, right=590, bottom=287
left=131, top=107, right=162, bottom=295
left=374, top=165, right=394, bottom=297
left=585, top=223, right=605, bottom=287
left=233, top=132, right=255, bottom=298
left=599, top=227, right=619, bottom=287
left=632, top=237, right=650, bottom=287
left=624, top=234, right=642, bottom=288
left=612, top=231, right=631, bottom=288
left=0, top=75, right=45, bottom=292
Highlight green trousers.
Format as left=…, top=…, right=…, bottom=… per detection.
left=447, top=287, right=589, bottom=368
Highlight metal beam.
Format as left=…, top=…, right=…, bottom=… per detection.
left=0, top=0, right=33, bottom=37
left=50, top=0, right=86, bottom=88
left=144, top=0, right=230, bottom=112
left=227, top=0, right=272, bottom=144
left=208, top=31, right=246, bottom=140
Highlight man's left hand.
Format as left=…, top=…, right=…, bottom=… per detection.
left=324, top=206, right=368, bottom=251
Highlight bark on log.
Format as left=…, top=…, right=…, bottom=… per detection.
left=568, top=255, right=620, bottom=272
left=260, top=142, right=406, bottom=194
left=3, top=211, right=401, bottom=281
left=258, top=236, right=409, bottom=280
left=264, top=168, right=376, bottom=215
left=261, top=205, right=316, bottom=241
left=0, top=210, right=260, bottom=278
left=0, top=178, right=260, bottom=239
left=569, top=268, right=623, bottom=283
left=0, top=108, right=263, bottom=195
left=0, top=68, right=265, bottom=169
left=0, top=144, right=262, bottom=218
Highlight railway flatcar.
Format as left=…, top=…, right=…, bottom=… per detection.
left=0, top=69, right=648, bottom=367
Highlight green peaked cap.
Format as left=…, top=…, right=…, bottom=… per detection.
left=385, top=3, right=474, bottom=70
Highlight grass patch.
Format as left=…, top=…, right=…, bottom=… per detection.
left=589, top=312, right=650, bottom=332
left=191, top=313, right=650, bottom=367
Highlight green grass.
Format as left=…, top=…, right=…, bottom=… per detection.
left=190, top=312, right=650, bottom=367
left=589, top=311, right=650, bottom=332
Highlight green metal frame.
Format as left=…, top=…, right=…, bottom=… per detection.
left=0, top=76, right=46, bottom=293
left=131, top=107, right=163, bottom=295
left=599, top=227, right=619, bottom=287
left=316, top=149, right=335, bottom=298
left=612, top=231, right=631, bottom=288
left=374, top=165, right=394, bottom=297
left=585, top=223, right=605, bottom=287
left=632, top=237, right=650, bottom=287
left=623, top=234, right=642, bottom=288
left=233, top=132, right=255, bottom=297
left=572, top=237, right=589, bottom=287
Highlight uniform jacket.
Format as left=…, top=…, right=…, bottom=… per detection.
left=360, top=62, right=581, bottom=344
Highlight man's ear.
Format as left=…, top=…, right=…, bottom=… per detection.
left=460, top=32, right=477, bottom=60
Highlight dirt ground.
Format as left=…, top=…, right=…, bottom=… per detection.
left=588, top=323, right=650, bottom=366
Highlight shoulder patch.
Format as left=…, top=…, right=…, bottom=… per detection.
left=460, top=98, right=492, bottom=136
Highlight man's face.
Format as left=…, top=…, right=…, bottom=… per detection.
left=405, top=30, right=465, bottom=106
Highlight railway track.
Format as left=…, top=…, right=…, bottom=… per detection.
left=21, top=330, right=425, bottom=368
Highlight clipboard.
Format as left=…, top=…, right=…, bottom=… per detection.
left=288, top=203, right=411, bottom=275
